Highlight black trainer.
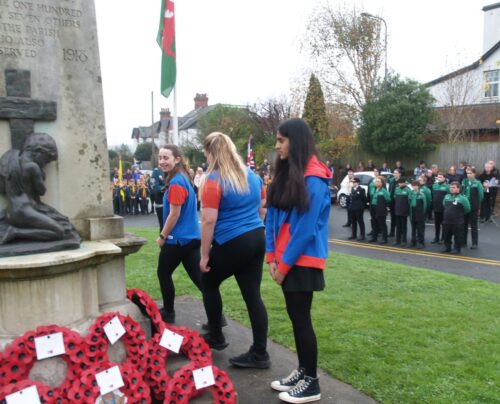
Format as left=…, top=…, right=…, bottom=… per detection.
left=201, top=332, right=229, bottom=351
left=229, top=349, right=271, bottom=369
left=271, top=367, right=305, bottom=392
left=278, top=376, right=321, bottom=403
left=201, top=315, right=228, bottom=330
left=159, top=308, right=175, bottom=324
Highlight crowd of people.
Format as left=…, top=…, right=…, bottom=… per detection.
left=340, top=159, right=499, bottom=254
left=114, top=120, right=329, bottom=403
left=110, top=127, right=497, bottom=402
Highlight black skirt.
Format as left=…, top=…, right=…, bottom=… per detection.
left=282, top=265, right=325, bottom=292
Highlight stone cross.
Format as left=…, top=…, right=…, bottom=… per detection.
left=0, top=69, right=57, bottom=150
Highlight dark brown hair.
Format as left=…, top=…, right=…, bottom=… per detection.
left=160, top=144, right=192, bottom=186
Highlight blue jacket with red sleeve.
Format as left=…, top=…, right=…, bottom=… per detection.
left=265, top=156, right=332, bottom=275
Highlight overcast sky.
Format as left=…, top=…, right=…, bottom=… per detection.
left=94, top=0, right=492, bottom=147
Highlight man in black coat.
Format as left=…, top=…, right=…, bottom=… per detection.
left=347, top=178, right=367, bottom=241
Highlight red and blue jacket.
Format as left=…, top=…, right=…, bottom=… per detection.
left=266, top=156, right=332, bottom=275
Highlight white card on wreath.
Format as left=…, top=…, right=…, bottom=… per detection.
left=6, top=385, right=41, bottom=404
left=34, top=332, right=65, bottom=360
left=103, top=316, right=126, bottom=345
left=95, top=365, right=125, bottom=395
left=193, top=366, right=215, bottom=390
left=159, top=329, right=184, bottom=353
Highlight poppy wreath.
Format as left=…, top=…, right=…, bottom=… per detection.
left=0, top=379, right=68, bottom=404
left=145, top=326, right=212, bottom=401
left=126, top=288, right=165, bottom=335
left=163, top=363, right=236, bottom=404
left=0, top=325, right=86, bottom=400
left=167, top=326, right=212, bottom=366
left=66, top=361, right=151, bottom=404
left=84, top=312, right=148, bottom=372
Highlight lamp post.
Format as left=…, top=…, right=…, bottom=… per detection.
left=361, top=12, right=387, bottom=82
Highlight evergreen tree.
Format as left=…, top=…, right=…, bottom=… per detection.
left=303, top=74, right=329, bottom=142
left=358, top=74, right=435, bottom=156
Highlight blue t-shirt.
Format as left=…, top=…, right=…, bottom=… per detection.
left=201, top=168, right=265, bottom=244
left=162, top=172, right=200, bottom=245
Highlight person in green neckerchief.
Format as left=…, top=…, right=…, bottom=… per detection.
left=388, top=169, right=402, bottom=238
left=367, top=168, right=380, bottom=238
left=368, top=176, right=390, bottom=244
left=393, top=177, right=411, bottom=246
left=461, top=166, right=484, bottom=249
left=431, top=172, right=450, bottom=244
left=442, top=181, right=471, bottom=254
left=409, top=180, right=427, bottom=249
left=418, top=174, right=432, bottom=220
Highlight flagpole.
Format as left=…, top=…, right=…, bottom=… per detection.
left=173, top=84, right=179, bottom=144
left=151, top=91, right=156, bottom=167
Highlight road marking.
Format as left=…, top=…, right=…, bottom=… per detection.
left=329, top=239, right=500, bottom=267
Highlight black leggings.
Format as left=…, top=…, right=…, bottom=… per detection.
left=284, top=291, right=317, bottom=378
left=201, top=227, right=268, bottom=354
left=157, top=239, right=202, bottom=313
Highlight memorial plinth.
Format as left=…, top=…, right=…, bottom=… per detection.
left=0, top=237, right=147, bottom=348
left=0, top=0, right=148, bottom=357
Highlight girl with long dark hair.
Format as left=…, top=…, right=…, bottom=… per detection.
left=266, top=118, right=331, bottom=403
left=156, top=145, right=202, bottom=323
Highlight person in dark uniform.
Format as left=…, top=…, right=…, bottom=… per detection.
left=442, top=182, right=470, bottom=254
left=347, top=177, right=366, bottom=241
left=431, top=172, right=450, bottom=244
left=393, top=178, right=410, bottom=246
left=388, top=169, right=402, bottom=237
left=461, top=167, right=483, bottom=250
left=138, top=179, right=150, bottom=214
left=409, top=180, right=427, bottom=249
left=368, top=176, right=390, bottom=244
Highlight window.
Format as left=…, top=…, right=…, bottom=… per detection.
left=484, top=69, right=499, bottom=98
left=357, top=175, right=372, bottom=186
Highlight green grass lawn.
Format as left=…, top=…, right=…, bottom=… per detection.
left=126, top=227, right=500, bottom=403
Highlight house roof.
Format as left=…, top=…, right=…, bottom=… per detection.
left=433, top=102, right=500, bottom=131
left=178, top=105, right=218, bottom=131
left=131, top=118, right=170, bottom=140
left=483, top=2, right=500, bottom=12
left=425, top=40, right=500, bottom=87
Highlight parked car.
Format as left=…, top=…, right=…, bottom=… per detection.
left=337, top=171, right=394, bottom=208
left=329, top=184, right=338, bottom=204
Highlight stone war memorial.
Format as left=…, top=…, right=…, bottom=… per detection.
left=0, top=0, right=155, bottom=400
left=0, top=1, right=237, bottom=402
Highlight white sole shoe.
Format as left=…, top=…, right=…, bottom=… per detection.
left=278, top=392, right=321, bottom=403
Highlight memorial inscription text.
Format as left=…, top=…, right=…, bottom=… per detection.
left=0, top=0, right=87, bottom=61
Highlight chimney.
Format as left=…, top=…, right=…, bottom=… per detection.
left=160, top=108, right=171, bottom=120
left=482, top=3, right=500, bottom=54
left=194, top=93, right=209, bottom=110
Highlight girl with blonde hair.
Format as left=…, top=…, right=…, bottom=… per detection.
left=200, top=132, right=270, bottom=369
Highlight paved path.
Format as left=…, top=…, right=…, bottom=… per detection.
left=169, top=296, right=377, bottom=404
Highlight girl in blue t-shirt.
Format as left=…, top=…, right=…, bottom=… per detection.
left=200, top=132, right=270, bottom=369
left=156, top=145, right=202, bottom=323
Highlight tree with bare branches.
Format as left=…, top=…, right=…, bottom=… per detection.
left=305, top=3, right=385, bottom=112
